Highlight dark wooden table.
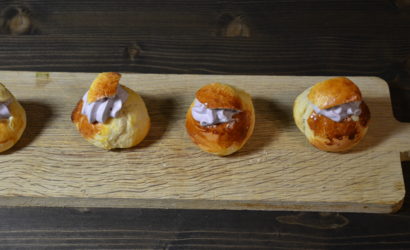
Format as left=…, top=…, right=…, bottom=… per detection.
left=0, top=0, right=410, bottom=248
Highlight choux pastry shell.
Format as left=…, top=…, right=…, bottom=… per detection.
left=186, top=83, right=255, bottom=156
left=71, top=72, right=150, bottom=149
left=293, top=77, right=370, bottom=152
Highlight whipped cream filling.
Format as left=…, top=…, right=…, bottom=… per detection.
left=81, top=85, right=128, bottom=123
left=0, top=99, right=12, bottom=120
left=311, top=101, right=362, bottom=122
left=192, top=99, right=240, bottom=126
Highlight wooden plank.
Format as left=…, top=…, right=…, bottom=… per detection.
left=3, top=158, right=410, bottom=248
left=0, top=0, right=409, bottom=76
left=0, top=204, right=410, bottom=249
left=0, top=35, right=408, bottom=75
left=0, top=71, right=408, bottom=213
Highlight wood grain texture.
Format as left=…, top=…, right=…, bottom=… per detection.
left=0, top=203, right=409, bottom=249
left=0, top=0, right=408, bottom=76
left=0, top=71, right=408, bottom=213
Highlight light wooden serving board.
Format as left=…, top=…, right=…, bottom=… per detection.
left=0, top=71, right=409, bottom=213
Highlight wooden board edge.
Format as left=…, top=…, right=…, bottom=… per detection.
left=401, top=151, right=410, bottom=162
left=0, top=72, right=406, bottom=213
left=0, top=196, right=404, bottom=214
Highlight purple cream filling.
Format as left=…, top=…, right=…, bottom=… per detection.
left=81, top=85, right=128, bottom=123
left=191, top=99, right=240, bottom=126
left=311, top=101, right=362, bottom=122
left=0, top=99, right=12, bottom=120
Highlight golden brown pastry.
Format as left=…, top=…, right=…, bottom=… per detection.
left=186, top=83, right=255, bottom=156
left=71, top=72, right=150, bottom=149
left=0, top=83, right=26, bottom=153
left=293, top=77, right=370, bottom=152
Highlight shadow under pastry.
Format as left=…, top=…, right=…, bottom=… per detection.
left=234, top=97, right=292, bottom=157
left=112, top=95, right=177, bottom=152
left=2, top=101, right=53, bottom=154
left=349, top=96, right=404, bottom=153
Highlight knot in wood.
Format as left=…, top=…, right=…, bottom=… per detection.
left=392, top=0, right=410, bottom=10
left=1, top=6, right=32, bottom=35
left=276, top=212, right=349, bottom=229
left=219, top=14, right=250, bottom=38
left=126, top=43, right=141, bottom=61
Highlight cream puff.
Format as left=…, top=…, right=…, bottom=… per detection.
left=0, top=83, right=26, bottom=153
left=71, top=72, right=150, bottom=149
left=293, top=77, right=370, bottom=152
left=186, top=83, right=255, bottom=156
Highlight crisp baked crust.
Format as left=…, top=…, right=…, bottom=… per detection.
left=72, top=80, right=150, bottom=150
left=0, top=83, right=12, bottom=102
left=293, top=79, right=370, bottom=152
left=0, top=83, right=26, bottom=153
left=186, top=83, right=255, bottom=156
left=196, top=82, right=244, bottom=110
left=308, top=77, right=362, bottom=109
left=87, top=72, right=121, bottom=103
left=71, top=99, right=103, bottom=139
left=306, top=102, right=370, bottom=152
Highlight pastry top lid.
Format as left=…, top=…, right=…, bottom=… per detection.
left=308, top=77, right=362, bottom=109
left=0, top=83, right=13, bottom=102
left=195, top=82, right=247, bottom=110
left=87, top=72, right=121, bottom=103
